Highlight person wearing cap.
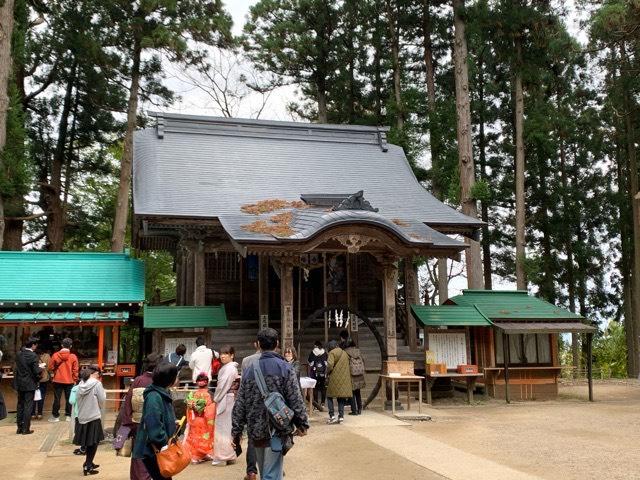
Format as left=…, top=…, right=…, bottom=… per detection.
left=74, top=365, right=105, bottom=476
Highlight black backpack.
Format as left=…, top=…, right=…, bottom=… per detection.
left=310, top=355, right=327, bottom=378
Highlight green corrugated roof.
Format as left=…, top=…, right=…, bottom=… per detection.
left=0, top=252, right=145, bottom=304
left=143, top=305, right=228, bottom=329
left=0, top=311, right=129, bottom=322
left=447, top=290, right=584, bottom=320
left=411, top=305, right=493, bottom=327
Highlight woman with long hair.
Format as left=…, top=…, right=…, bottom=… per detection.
left=73, top=365, right=105, bottom=476
left=211, top=345, right=239, bottom=466
left=185, top=373, right=216, bottom=463
left=283, top=346, right=301, bottom=381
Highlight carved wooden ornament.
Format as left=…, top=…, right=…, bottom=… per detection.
left=334, top=234, right=375, bottom=253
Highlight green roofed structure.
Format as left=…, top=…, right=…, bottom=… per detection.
left=411, top=290, right=595, bottom=403
left=411, top=305, right=493, bottom=328
left=0, top=252, right=145, bottom=379
left=0, top=251, right=144, bottom=305
left=143, top=305, right=228, bottom=329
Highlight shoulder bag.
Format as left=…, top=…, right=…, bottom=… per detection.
left=154, top=416, right=190, bottom=478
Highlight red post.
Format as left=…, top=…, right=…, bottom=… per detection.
left=97, top=325, right=105, bottom=369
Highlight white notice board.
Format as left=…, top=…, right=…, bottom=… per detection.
left=164, top=337, right=199, bottom=361
left=428, top=332, right=468, bottom=368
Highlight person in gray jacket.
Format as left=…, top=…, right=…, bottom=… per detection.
left=74, top=365, right=106, bottom=476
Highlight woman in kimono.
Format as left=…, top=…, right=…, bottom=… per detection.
left=211, top=345, right=239, bottom=466
left=185, top=373, right=216, bottom=463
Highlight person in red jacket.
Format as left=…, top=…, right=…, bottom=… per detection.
left=48, top=338, right=79, bottom=422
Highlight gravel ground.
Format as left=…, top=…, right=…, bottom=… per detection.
left=412, top=380, right=640, bottom=480
left=1, top=381, right=638, bottom=480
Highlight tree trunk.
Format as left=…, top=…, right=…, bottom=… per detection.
left=618, top=132, right=635, bottom=376
left=423, top=0, right=450, bottom=301
left=45, top=63, right=76, bottom=251
left=3, top=217, right=21, bottom=249
left=317, top=86, right=328, bottom=123
left=514, top=38, right=527, bottom=290
left=386, top=0, right=403, bottom=130
left=111, top=40, right=142, bottom=253
left=559, top=135, right=579, bottom=373
left=537, top=154, right=554, bottom=302
left=623, top=70, right=640, bottom=379
left=452, top=0, right=483, bottom=289
left=0, top=0, right=16, bottom=250
left=372, top=7, right=383, bottom=124
left=477, top=51, right=492, bottom=289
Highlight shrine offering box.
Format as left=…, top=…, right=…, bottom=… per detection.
left=427, top=363, right=447, bottom=375
left=457, top=364, right=478, bottom=374
left=382, top=360, right=414, bottom=376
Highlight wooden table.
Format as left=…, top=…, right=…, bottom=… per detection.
left=300, top=377, right=317, bottom=414
left=425, top=373, right=484, bottom=404
left=379, top=374, right=424, bottom=415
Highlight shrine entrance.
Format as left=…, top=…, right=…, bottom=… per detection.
left=297, top=304, right=387, bottom=408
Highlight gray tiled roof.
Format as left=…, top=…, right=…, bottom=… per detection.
left=218, top=207, right=465, bottom=249
left=133, top=113, right=482, bottom=232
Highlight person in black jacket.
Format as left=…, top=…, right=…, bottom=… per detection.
left=232, top=328, right=309, bottom=480
left=14, top=337, right=42, bottom=435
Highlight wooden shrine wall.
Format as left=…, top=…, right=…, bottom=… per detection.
left=203, top=252, right=384, bottom=321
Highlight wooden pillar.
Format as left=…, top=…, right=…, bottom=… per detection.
left=503, top=331, right=510, bottom=404
left=587, top=332, right=594, bottom=402
left=178, top=248, right=188, bottom=306
left=347, top=253, right=359, bottom=345
left=259, top=256, right=269, bottom=328
left=404, top=257, right=419, bottom=352
left=176, top=250, right=184, bottom=306
left=382, top=257, right=399, bottom=360
left=323, top=253, right=328, bottom=343
left=97, top=326, right=105, bottom=369
left=438, top=258, right=449, bottom=304
left=281, top=261, right=294, bottom=349
left=194, top=244, right=206, bottom=306
left=184, top=246, right=195, bottom=306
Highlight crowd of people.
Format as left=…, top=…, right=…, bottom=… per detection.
left=7, top=328, right=367, bottom=480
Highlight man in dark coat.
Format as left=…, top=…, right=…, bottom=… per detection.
left=232, top=328, right=309, bottom=480
left=14, top=337, right=42, bottom=434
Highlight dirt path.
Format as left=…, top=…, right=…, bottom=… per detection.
left=2, top=381, right=639, bottom=480
left=411, top=381, right=640, bottom=480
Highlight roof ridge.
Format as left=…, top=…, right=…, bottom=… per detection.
left=148, top=111, right=391, bottom=150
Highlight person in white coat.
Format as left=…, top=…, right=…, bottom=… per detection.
left=189, top=336, right=214, bottom=382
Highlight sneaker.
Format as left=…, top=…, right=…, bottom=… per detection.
left=48, top=417, right=60, bottom=423
left=327, top=416, right=339, bottom=424
left=338, top=417, right=344, bottom=424
left=65, top=417, right=71, bottom=422
left=211, top=460, right=224, bottom=466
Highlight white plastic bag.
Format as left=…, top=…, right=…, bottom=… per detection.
left=34, top=388, right=42, bottom=402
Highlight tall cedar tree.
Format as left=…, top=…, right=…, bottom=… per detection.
left=109, top=0, right=233, bottom=253
left=244, top=0, right=339, bottom=123
left=0, top=0, right=15, bottom=250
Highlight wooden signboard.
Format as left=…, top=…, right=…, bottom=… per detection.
left=427, top=331, right=469, bottom=368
